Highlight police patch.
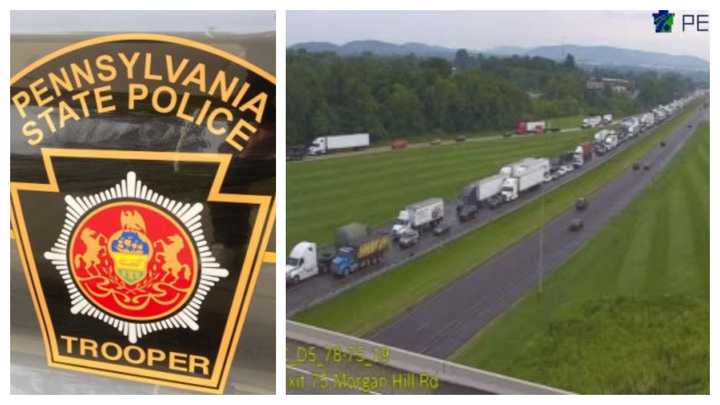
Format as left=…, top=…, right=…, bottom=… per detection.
left=11, top=33, right=275, bottom=393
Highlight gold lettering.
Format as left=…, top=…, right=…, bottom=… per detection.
left=48, top=68, right=74, bottom=96
left=128, top=83, right=149, bottom=110
left=144, top=52, right=162, bottom=81
left=29, top=78, right=53, bottom=107
left=96, top=54, right=117, bottom=82
left=118, top=52, right=140, bottom=79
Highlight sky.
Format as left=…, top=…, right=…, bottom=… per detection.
left=287, top=10, right=709, bottom=61
left=11, top=10, right=275, bottom=35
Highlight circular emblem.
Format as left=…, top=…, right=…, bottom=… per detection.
left=45, top=171, right=229, bottom=343
left=69, top=201, right=198, bottom=321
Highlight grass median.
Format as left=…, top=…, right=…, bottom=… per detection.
left=450, top=122, right=709, bottom=394
left=293, top=102, right=702, bottom=337
left=288, top=128, right=594, bottom=249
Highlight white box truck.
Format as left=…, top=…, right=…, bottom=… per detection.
left=493, top=158, right=549, bottom=204
left=307, top=133, right=370, bottom=155
left=392, top=197, right=444, bottom=237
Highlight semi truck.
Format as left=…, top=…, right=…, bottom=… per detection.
left=331, top=223, right=391, bottom=277
left=581, top=116, right=602, bottom=128
left=307, top=133, right=370, bottom=155
left=456, top=173, right=508, bottom=221
left=573, top=142, right=593, bottom=167
left=604, top=134, right=619, bottom=150
left=392, top=198, right=444, bottom=238
left=286, top=241, right=321, bottom=284
left=516, top=121, right=546, bottom=135
left=640, top=113, right=655, bottom=130
left=488, top=158, right=549, bottom=206
left=653, top=108, right=666, bottom=122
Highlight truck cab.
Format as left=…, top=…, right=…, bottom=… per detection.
left=392, top=210, right=411, bottom=238
left=286, top=241, right=320, bottom=284
left=331, top=247, right=357, bottom=277
left=307, top=137, right=326, bottom=155
left=500, top=178, right=519, bottom=202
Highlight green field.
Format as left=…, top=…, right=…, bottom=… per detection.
left=293, top=104, right=701, bottom=337
left=451, top=122, right=709, bottom=394
left=288, top=129, right=594, bottom=249
left=547, top=114, right=584, bottom=129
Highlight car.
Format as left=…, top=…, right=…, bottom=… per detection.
left=397, top=229, right=420, bottom=248
left=660, top=141, right=666, bottom=147
left=455, top=135, right=466, bottom=143
left=643, top=164, right=651, bottom=171
left=557, top=166, right=568, bottom=176
left=568, top=218, right=584, bottom=232
left=575, top=197, right=588, bottom=211
left=433, top=224, right=451, bottom=236
left=633, top=162, right=641, bottom=170
left=430, top=139, right=442, bottom=146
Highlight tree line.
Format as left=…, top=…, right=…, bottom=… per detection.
left=287, top=49, right=697, bottom=145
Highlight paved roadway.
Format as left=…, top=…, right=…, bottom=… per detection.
left=286, top=339, right=486, bottom=395
left=368, top=106, right=708, bottom=358
left=292, top=126, right=584, bottom=163
left=287, top=114, right=681, bottom=315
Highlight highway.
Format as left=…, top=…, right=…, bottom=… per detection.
left=291, top=126, right=584, bottom=163
left=368, top=106, right=708, bottom=358
left=287, top=110, right=690, bottom=315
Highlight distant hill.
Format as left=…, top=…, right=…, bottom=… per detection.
left=289, top=40, right=457, bottom=58
left=290, top=40, right=708, bottom=72
left=524, top=45, right=708, bottom=72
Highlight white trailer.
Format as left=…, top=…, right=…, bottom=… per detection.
left=640, top=113, right=655, bottom=129
left=307, top=133, right=370, bottom=155
left=392, top=198, right=444, bottom=237
left=581, top=116, right=602, bottom=128
left=473, top=174, right=508, bottom=201
left=498, top=158, right=549, bottom=202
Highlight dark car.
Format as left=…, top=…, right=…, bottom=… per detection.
left=568, top=218, right=584, bottom=232
left=633, top=162, right=641, bottom=170
left=433, top=224, right=451, bottom=236
left=659, top=141, right=666, bottom=147
left=398, top=229, right=420, bottom=249
left=575, top=197, right=589, bottom=211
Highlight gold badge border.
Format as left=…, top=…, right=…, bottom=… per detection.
left=10, top=33, right=277, bottom=394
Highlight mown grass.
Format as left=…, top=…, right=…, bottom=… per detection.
left=450, top=122, right=709, bottom=394
left=547, top=114, right=584, bottom=129
left=288, top=129, right=594, bottom=249
left=292, top=104, right=701, bottom=337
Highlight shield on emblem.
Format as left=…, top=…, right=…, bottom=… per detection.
left=109, top=229, right=151, bottom=285
left=108, top=210, right=152, bottom=285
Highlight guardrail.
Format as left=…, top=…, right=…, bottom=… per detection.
left=287, top=320, right=572, bottom=395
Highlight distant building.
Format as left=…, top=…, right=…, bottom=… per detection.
left=526, top=91, right=543, bottom=100
left=586, top=77, right=633, bottom=95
